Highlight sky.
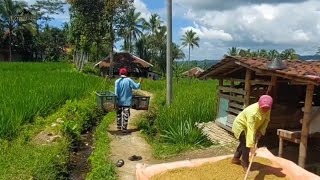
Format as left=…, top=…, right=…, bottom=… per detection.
left=25, top=0, right=320, bottom=60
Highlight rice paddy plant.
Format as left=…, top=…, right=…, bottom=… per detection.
left=160, top=120, right=207, bottom=145
left=143, top=78, right=218, bottom=146
left=0, top=62, right=105, bottom=138
left=140, top=79, right=166, bottom=93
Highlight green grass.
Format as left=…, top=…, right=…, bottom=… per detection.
left=0, top=94, right=105, bottom=179
left=0, top=62, right=105, bottom=138
left=86, top=112, right=117, bottom=180
left=138, top=78, right=219, bottom=157
left=0, top=62, right=116, bottom=179
left=0, top=139, right=69, bottom=180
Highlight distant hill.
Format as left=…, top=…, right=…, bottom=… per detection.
left=298, top=55, right=320, bottom=60
left=176, top=60, right=220, bottom=70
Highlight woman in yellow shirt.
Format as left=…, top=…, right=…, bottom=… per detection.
left=231, top=95, right=273, bottom=170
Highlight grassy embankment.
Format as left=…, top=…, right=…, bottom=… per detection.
left=0, top=62, right=115, bottom=179
left=138, top=78, right=219, bottom=158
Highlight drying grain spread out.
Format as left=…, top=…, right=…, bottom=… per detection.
left=151, top=157, right=288, bottom=180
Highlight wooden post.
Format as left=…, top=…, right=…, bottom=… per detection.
left=271, top=76, right=277, bottom=98
left=230, top=80, right=235, bottom=97
left=216, top=79, right=223, bottom=118
left=244, top=69, right=252, bottom=108
left=298, top=84, right=315, bottom=168
left=278, top=137, right=283, bottom=157
left=267, top=76, right=277, bottom=98
left=218, top=79, right=224, bottom=94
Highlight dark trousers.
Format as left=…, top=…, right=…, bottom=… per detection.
left=234, top=132, right=250, bottom=167
left=116, top=106, right=130, bottom=130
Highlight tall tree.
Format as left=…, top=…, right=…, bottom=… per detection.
left=172, top=43, right=185, bottom=61
left=143, top=14, right=161, bottom=35
left=0, top=0, right=29, bottom=61
left=181, top=29, right=200, bottom=62
left=135, top=34, right=150, bottom=60
left=120, top=7, right=143, bottom=52
left=268, top=49, right=280, bottom=60
left=68, top=0, right=106, bottom=69
left=259, top=49, right=268, bottom=58
left=30, top=0, right=65, bottom=29
left=29, top=0, right=65, bottom=61
left=40, top=25, right=67, bottom=61
left=152, top=25, right=167, bottom=74
left=280, top=48, right=298, bottom=60
left=104, top=0, right=133, bottom=77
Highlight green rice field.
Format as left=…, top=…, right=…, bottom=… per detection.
left=0, top=62, right=104, bottom=138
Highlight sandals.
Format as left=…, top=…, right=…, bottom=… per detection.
left=128, top=155, right=142, bottom=161
left=116, top=155, right=142, bottom=168
left=116, top=159, right=124, bottom=167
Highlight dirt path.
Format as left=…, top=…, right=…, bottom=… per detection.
left=108, top=90, right=160, bottom=180
left=107, top=90, right=237, bottom=180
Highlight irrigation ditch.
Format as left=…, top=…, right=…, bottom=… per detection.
left=68, top=129, right=95, bottom=180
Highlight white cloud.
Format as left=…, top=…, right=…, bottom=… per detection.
left=134, top=0, right=152, bottom=20
left=175, top=0, right=307, bottom=11
left=181, top=41, right=227, bottom=60
left=181, top=26, right=233, bottom=41
left=176, top=0, right=320, bottom=59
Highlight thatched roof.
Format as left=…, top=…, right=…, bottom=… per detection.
left=95, top=52, right=153, bottom=69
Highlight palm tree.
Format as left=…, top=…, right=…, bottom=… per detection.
left=259, top=49, right=268, bottom=58
left=268, top=49, right=280, bottom=60
left=172, top=43, right=185, bottom=61
left=227, top=47, right=239, bottom=56
left=280, top=48, right=298, bottom=60
left=143, top=14, right=161, bottom=35
left=153, top=25, right=167, bottom=74
left=0, top=0, right=33, bottom=61
left=239, top=49, right=247, bottom=57
left=135, top=34, right=150, bottom=60
left=251, top=50, right=259, bottom=58
left=121, top=8, right=143, bottom=52
left=181, top=29, right=200, bottom=62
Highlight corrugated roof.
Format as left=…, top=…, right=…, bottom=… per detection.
left=182, top=67, right=204, bottom=77
left=199, top=56, right=320, bottom=84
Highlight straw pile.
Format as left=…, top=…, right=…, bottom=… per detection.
left=103, top=102, right=115, bottom=111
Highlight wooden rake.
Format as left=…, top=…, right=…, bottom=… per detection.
left=244, top=141, right=258, bottom=180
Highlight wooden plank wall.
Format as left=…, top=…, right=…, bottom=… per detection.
left=218, top=85, right=245, bottom=129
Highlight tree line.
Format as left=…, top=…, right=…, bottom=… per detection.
left=226, top=47, right=300, bottom=60
left=0, top=0, right=66, bottom=61
left=0, top=0, right=201, bottom=75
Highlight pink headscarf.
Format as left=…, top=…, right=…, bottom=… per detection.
left=258, top=95, right=273, bottom=108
